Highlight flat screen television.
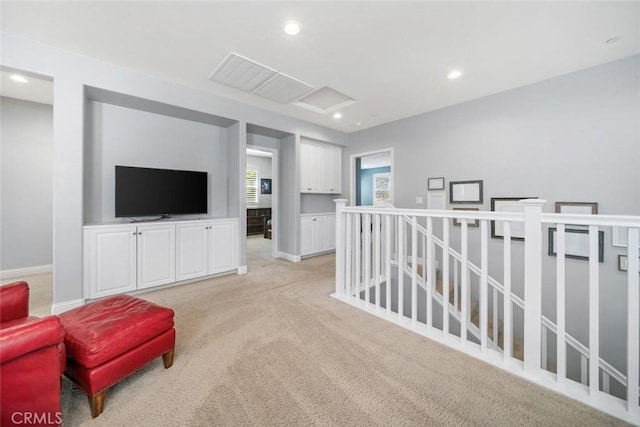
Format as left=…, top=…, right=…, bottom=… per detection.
left=115, top=166, right=208, bottom=218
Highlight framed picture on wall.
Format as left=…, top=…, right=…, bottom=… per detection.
left=450, top=180, right=483, bottom=204
left=260, top=179, right=272, bottom=194
left=548, top=227, right=604, bottom=262
left=428, top=177, right=445, bottom=191
left=555, top=202, right=598, bottom=215
left=452, top=208, right=479, bottom=227
left=490, top=197, right=535, bottom=240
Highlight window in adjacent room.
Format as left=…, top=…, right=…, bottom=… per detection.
left=246, top=165, right=258, bottom=205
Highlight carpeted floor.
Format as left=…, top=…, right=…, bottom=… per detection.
left=6, top=236, right=628, bottom=426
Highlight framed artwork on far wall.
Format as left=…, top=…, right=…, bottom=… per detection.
left=490, top=197, right=535, bottom=240
left=555, top=202, right=598, bottom=215
left=428, top=177, right=445, bottom=191
left=452, top=208, right=479, bottom=227
left=260, top=178, right=272, bottom=194
left=548, top=227, right=604, bottom=262
left=449, top=180, right=483, bottom=204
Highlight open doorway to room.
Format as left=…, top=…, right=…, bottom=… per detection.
left=245, top=145, right=278, bottom=264
left=0, top=69, right=54, bottom=317
left=350, top=149, right=394, bottom=207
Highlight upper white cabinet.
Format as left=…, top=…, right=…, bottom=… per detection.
left=84, top=218, right=238, bottom=299
left=299, top=140, right=342, bottom=194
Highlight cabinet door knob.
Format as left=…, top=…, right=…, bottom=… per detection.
left=307, top=188, right=312, bottom=190
left=138, top=232, right=142, bottom=235
left=132, top=232, right=137, bottom=235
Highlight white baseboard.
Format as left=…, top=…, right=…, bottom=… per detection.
left=51, top=298, right=85, bottom=315
left=277, top=251, right=301, bottom=263
left=237, top=265, right=248, bottom=275
left=0, top=264, right=53, bottom=280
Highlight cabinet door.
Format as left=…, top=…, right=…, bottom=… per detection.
left=300, top=142, right=322, bottom=193
left=300, top=216, right=314, bottom=255
left=176, top=222, right=209, bottom=281
left=311, top=216, right=326, bottom=253
left=327, top=146, right=342, bottom=194
left=87, top=226, right=137, bottom=298
left=137, top=224, right=176, bottom=289
left=209, top=221, right=238, bottom=274
left=324, top=215, right=336, bottom=250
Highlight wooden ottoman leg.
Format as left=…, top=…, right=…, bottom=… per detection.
left=89, top=390, right=106, bottom=418
left=162, top=349, right=174, bottom=369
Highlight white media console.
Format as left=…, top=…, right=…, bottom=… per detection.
left=83, top=218, right=239, bottom=299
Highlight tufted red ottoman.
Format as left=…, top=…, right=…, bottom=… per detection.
left=58, top=295, right=175, bottom=418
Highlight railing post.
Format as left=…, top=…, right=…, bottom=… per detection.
left=521, top=199, right=546, bottom=375
left=334, top=199, right=348, bottom=297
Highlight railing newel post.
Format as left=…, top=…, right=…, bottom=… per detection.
left=521, top=199, right=546, bottom=375
left=334, top=199, right=348, bottom=297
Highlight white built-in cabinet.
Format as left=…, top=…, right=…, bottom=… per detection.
left=175, top=220, right=238, bottom=281
left=84, top=218, right=238, bottom=299
left=300, top=213, right=336, bottom=256
left=299, top=140, right=342, bottom=194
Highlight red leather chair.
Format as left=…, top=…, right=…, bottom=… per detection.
left=0, top=281, right=65, bottom=427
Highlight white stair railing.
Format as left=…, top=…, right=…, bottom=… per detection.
left=333, top=199, right=640, bottom=424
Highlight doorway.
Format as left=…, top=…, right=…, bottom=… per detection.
left=350, top=148, right=394, bottom=207
left=245, top=145, right=278, bottom=263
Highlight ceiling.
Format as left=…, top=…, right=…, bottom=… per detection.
left=1, top=2, right=638, bottom=133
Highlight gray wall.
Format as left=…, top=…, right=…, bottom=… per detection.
left=246, top=154, right=272, bottom=208
left=1, top=97, right=53, bottom=270
left=84, top=101, right=229, bottom=223
left=1, top=34, right=347, bottom=305
left=345, top=55, right=640, bottom=373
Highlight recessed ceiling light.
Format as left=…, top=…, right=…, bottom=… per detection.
left=10, top=74, right=28, bottom=83
left=284, top=21, right=300, bottom=36
left=333, top=112, right=342, bottom=119
left=448, top=70, right=463, bottom=80
left=606, top=36, right=622, bottom=44
left=355, top=121, right=362, bottom=127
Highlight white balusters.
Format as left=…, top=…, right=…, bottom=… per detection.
left=426, top=217, right=434, bottom=330
left=492, top=287, right=498, bottom=349
left=334, top=199, right=347, bottom=296
left=556, top=223, right=566, bottom=385
left=480, top=219, right=488, bottom=353
left=374, top=214, right=381, bottom=311
left=355, top=214, right=361, bottom=304
left=588, top=225, right=599, bottom=396
left=385, top=215, right=392, bottom=316
left=411, top=216, right=418, bottom=327
left=364, top=213, right=371, bottom=309
left=345, top=212, right=352, bottom=301
left=461, top=220, right=469, bottom=345
left=442, top=218, right=450, bottom=336
left=454, top=259, right=459, bottom=320
left=398, top=216, right=404, bottom=321
left=503, top=222, right=512, bottom=362
left=627, top=227, right=639, bottom=415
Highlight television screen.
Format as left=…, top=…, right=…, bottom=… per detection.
left=115, top=166, right=208, bottom=217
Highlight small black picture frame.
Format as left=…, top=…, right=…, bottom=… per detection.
left=428, top=177, right=445, bottom=191
left=450, top=180, right=483, bottom=204
left=260, top=178, right=272, bottom=194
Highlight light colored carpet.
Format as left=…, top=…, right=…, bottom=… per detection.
left=6, top=236, right=628, bottom=426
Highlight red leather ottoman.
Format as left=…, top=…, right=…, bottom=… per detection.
left=58, top=295, right=175, bottom=418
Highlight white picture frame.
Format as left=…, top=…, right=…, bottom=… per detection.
left=612, top=227, right=640, bottom=248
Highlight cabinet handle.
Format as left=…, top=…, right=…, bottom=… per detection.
left=307, top=188, right=312, bottom=190
left=330, top=189, right=334, bottom=191
left=312, top=218, right=317, bottom=221
left=132, top=232, right=137, bottom=235
left=138, top=232, right=142, bottom=235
